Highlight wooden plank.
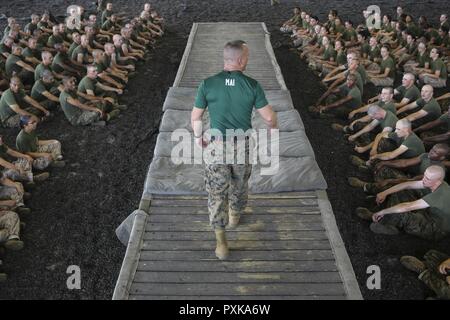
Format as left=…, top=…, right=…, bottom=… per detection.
left=129, top=295, right=346, bottom=300
left=151, top=192, right=317, bottom=200
left=143, top=231, right=328, bottom=241
left=133, top=271, right=342, bottom=283
left=141, top=240, right=332, bottom=251
left=148, top=207, right=321, bottom=215
left=130, top=283, right=346, bottom=296
left=146, top=214, right=323, bottom=223
left=145, top=222, right=325, bottom=232
left=150, top=199, right=319, bottom=207
left=139, top=249, right=335, bottom=261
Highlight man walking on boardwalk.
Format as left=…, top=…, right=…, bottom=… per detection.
left=191, top=40, right=277, bottom=260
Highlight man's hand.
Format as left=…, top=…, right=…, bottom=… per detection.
left=195, top=137, right=208, bottom=149
left=439, top=258, right=450, bottom=275
left=318, top=105, right=327, bottom=113
left=376, top=192, right=387, bottom=205
left=116, top=88, right=123, bottom=95
left=372, top=212, right=385, bottom=222
left=43, top=109, right=50, bottom=117
left=348, top=135, right=356, bottom=142
left=43, top=153, right=53, bottom=162
left=348, top=110, right=356, bottom=120
left=2, top=199, right=17, bottom=208
left=14, top=182, right=24, bottom=195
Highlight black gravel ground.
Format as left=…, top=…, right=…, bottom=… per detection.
left=0, top=0, right=449, bottom=300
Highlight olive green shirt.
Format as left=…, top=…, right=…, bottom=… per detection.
left=388, top=132, right=426, bottom=158
left=378, top=101, right=396, bottom=114
left=59, top=90, right=82, bottom=124
left=418, top=153, right=445, bottom=175
left=31, top=79, right=55, bottom=102
left=378, top=110, right=398, bottom=130
left=16, top=129, right=38, bottom=153
left=71, top=45, right=89, bottom=63
left=422, top=181, right=450, bottom=232
left=322, top=46, right=336, bottom=61
left=431, top=58, right=447, bottom=80
left=0, top=89, right=27, bottom=122
left=416, top=98, right=442, bottom=119
left=395, top=85, right=420, bottom=102
left=380, top=56, right=396, bottom=78
left=34, top=63, right=52, bottom=82
left=438, top=113, right=450, bottom=130
left=339, top=84, right=362, bottom=110
left=5, top=54, right=23, bottom=77
left=195, top=70, right=268, bottom=136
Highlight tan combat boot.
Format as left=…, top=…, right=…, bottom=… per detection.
left=228, top=210, right=240, bottom=229
left=214, top=229, right=229, bottom=260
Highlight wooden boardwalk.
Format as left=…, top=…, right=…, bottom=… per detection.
left=113, top=23, right=362, bottom=300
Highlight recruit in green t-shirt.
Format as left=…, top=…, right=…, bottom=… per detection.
left=422, top=181, right=450, bottom=232
left=16, top=129, right=38, bottom=153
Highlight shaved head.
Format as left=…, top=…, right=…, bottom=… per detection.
left=223, top=40, right=247, bottom=63
left=425, top=165, right=445, bottom=181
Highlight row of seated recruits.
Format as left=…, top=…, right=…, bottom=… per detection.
left=0, top=2, right=165, bottom=282
left=281, top=5, right=450, bottom=299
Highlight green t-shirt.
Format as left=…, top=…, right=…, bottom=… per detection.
left=0, top=88, right=26, bottom=122
left=380, top=56, right=396, bottom=78
left=431, top=58, right=447, bottom=80
left=438, top=113, right=450, bottom=130
left=31, top=79, right=55, bottom=101
left=24, top=22, right=38, bottom=35
left=194, top=71, right=268, bottom=136
left=418, top=153, right=445, bottom=175
left=22, top=47, right=40, bottom=60
left=360, top=43, right=371, bottom=58
left=336, top=50, right=347, bottom=66
left=47, top=34, right=63, bottom=48
left=16, top=129, right=38, bottom=153
left=34, top=63, right=52, bottom=81
left=323, top=46, right=336, bottom=61
left=378, top=101, right=396, bottom=114
left=334, top=24, right=345, bottom=35
left=5, top=54, right=23, bottom=77
left=416, top=98, right=442, bottom=119
left=422, top=181, right=450, bottom=232
left=68, top=42, right=79, bottom=58
left=0, top=43, right=11, bottom=55
left=342, top=28, right=357, bottom=42
left=101, top=9, right=113, bottom=24
left=388, top=132, right=425, bottom=158
left=78, top=76, right=97, bottom=94
left=369, top=46, right=381, bottom=62
left=357, top=65, right=367, bottom=84
left=339, top=84, right=362, bottom=110
left=378, top=110, right=398, bottom=130
left=59, top=90, right=82, bottom=124
left=0, top=144, right=8, bottom=158
left=71, top=45, right=88, bottom=63
left=52, top=52, right=68, bottom=73
left=395, top=85, right=420, bottom=102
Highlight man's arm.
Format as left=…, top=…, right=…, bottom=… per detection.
left=404, top=109, right=428, bottom=122
left=24, top=96, right=50, bottom=115
left=414, top=118, right=443, bottom=133
left=256, top=105, right=277, bottom=129
left=349, top=119, right=378, bottom=141
left=397, top=101, right=419, bottom=115
left=371, top=144, right=408, bottom=161
left=373, top=198, right=429, bottom=222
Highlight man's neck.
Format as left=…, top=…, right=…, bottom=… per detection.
left=430, top=180, right=443, bottom=192
left=223, top=66, right=243, bottom=72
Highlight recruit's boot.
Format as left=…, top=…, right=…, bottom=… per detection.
left=370, top=222, right=399, bottom=235
left=350, top=155, right=366, bottom=167
left=214, top=229, right=229, bottom=260
left=228, top=211, right=240, bottom=229
left=106, top=109, right=121, bottom=121
left=356, top=207, right=374, bottom=221
left=400, top=256, right=426, bottom=274
left=33, top=172, right=50, bottom=182
left=348, top=177, right=367, bottom=188
left=4, top=239, right=24, bottom=251
left=50, top=160, right=66, bottom=168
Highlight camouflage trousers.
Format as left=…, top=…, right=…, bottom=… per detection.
left=369, top=76, right=394, bottom=87
left=3, top=158, right=33, bottom=182
left=419, top=250, right=450, bottom=299
left=0, top=186, right=24, bottom=208
left=31, top=140, right=62, bottom=170
left=403, top=61, right=418, bottom=74
left=0, top=211, right=20, bottom=243
left=205, top=140, right=252, bottom=230
left=70, top=110, right=101, bottom=126
left=420, top=74, right=447, bottom=88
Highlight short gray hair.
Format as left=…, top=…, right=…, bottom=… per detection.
left=367, top=104, right=382, bottom=116
left=224, top=40, right=247, bottom=62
